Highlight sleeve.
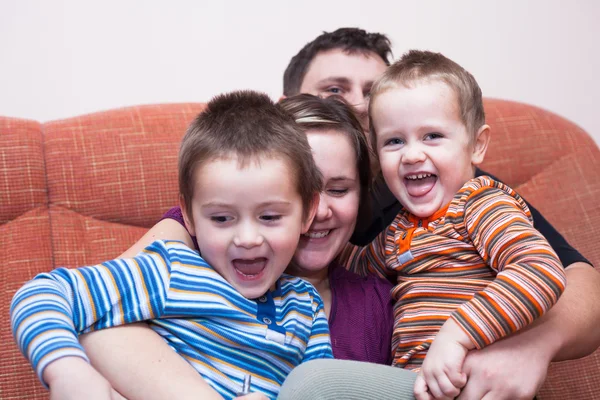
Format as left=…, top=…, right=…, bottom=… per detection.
left=10, top=240, right=174, bottom=385
left=302, top=292, right=334, bottom=361
left=160, top=206, right=200, bottom=252
left=475, top=168, right=591, bottom=268
left=451, top=187, right=567, bottom=349
left=338, top=228, right=394, bottom=280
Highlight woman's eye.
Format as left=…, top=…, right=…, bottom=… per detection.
left=328, top=188, right=348, bottom=196
left=210, top=216, right=232, bottom=223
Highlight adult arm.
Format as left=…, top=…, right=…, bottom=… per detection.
left=459, top=263, right=600, bottom=400
left=81, top=208, right=220, bottom=399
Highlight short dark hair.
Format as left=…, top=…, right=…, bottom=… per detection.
left=278, top=94, right=373, bottom=234
left=369, top=50, right=485, bottom=146
left=179, top=91, right=322, bottom=223
left=283, top=28, right=392, bottom=96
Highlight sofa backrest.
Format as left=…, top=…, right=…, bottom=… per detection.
left=1, top=99, right=599, bottom=399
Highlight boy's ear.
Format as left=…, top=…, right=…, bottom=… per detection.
left=471, top=124, right=491, bottom=166
left=179, top=195, right=196, bottom=236
left=301, top=192, right=320, bottom=234
left=278, top=95, right=287, bottom=102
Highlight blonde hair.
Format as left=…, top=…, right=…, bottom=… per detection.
left=369, top=49, right=485, bottom=146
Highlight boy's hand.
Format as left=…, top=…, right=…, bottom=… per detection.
left=44, top=357, right=126, bottom=400
left=414, top=319, right=473, bottom=400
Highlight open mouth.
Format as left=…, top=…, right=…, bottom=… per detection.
left=232, top=258, right=267, bottom=279
left=404, top=173, right=438, bottom=197
left=302, top=230, right=331, bottom=239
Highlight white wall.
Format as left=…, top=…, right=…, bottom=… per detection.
left=1, top=0, right=599, bottom=145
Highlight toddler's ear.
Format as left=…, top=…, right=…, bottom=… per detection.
left=471, top=124, right=491, bottom=165
left=179, top=195, right=196, bottom=236
left=301, top=193, right=320, bottom=234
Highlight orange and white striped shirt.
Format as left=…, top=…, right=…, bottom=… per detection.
left=342, top=176, right=566, bottom=369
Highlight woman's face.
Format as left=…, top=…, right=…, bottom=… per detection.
left=292, top=129, right=361, bottom=274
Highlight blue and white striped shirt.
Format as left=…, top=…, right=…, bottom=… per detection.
left=11, top=240, right=333, bottom=399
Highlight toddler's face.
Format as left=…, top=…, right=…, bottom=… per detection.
left=183, top=155, right=311, bottom=299
left=371, top=80, right=481, bottom=218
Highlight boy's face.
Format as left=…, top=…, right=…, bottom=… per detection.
left=182, top=155, right=313, bottom=299
left=371, top=80, right=487, bottom=218
left=299, top=49, right=388, bottom=131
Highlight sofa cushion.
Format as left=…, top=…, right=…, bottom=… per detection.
left=0, top=118, right=46, bottom=224
left=44, top=103, right=205, bottom=228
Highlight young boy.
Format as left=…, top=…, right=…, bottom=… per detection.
left=10, top=91, right=332, bottom=400
left=344, top=50, right=567, bottom=399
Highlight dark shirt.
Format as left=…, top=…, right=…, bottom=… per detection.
left=350, top=169, right=591, bottom=268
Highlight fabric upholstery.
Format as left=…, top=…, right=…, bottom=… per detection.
left=1, top=100, right=598, bottom=399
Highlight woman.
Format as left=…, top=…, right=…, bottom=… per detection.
left=80, top=94, right=414, bottom=399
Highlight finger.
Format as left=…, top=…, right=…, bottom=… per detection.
left=434, top=371, right=461, bottom=398
left=424, top=375, right=445, bottom=399
left=414, top=375, right=433, bottom=400
left=448, top=370, right=467, bottom=389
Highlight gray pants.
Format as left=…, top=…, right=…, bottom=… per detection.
left=278, top=359, right=417, bottom=400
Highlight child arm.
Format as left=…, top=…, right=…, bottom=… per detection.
left=302, top=292, right=334, bottom=361
left=10, top=240, right=174, bottom=386
left=418, top=186, right=566, bottom=400
left=453, top=186, right=566, bottom=348
left=338, top=227, right=394, bottom=280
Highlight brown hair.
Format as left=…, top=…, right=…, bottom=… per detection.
left=283, top=28, right=392, bottom=96
left=369, top=49, right=485, bottom=146
left=278, top=94, right=373, bottom=234
left=179, top=91, right=322, bottom=223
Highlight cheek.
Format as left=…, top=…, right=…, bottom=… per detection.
left=332, top=194, right=359, bottom=236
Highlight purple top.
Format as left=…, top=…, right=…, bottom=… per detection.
left=162, top=206, right=394, bottom=365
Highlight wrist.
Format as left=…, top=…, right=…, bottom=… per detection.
left=42, top=356, right=92, bottom=387
left=441, top=318, right=476, bottom=350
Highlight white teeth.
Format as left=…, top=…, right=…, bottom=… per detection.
left=303, top=230, right=330, bottom=239
left=406, top=173, right=433, bottom=180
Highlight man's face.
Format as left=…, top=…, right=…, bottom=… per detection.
left=299, top=49, right=388, bottom=131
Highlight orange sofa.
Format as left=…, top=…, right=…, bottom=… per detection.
left=1, top=100, right=599, bottom=399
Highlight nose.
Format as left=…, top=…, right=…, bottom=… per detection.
left=233, top=221, right=264, bottom=248
left=315, top=193, right=333, bottom=221
left=401, top=142, right=426, bottom=164
left=346, top=89, right=367, bottom=115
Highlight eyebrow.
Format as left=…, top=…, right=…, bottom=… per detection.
left=201, top=201, right=293, bottom=208
left=329, top=176, right=357, bottom=182
left=317, top=77, right=352, bottom=86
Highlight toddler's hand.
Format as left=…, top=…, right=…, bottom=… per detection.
left=414, top=319, right=472, bottom=400
left=44, top=357, right=125, bottom=400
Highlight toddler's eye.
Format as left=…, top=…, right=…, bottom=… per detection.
left=424, top=132, right=443, bottom=140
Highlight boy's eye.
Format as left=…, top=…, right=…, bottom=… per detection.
left=260, top=214, right=282, bottom=222
left=384, top=138, right=404, bottom=146
left=211, top=215, right=233, bottom=223
left=424, top=132, right=443, bottom=140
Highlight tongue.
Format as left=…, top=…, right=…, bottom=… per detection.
left=405, top=176, right=437, bottom=197
left=233, top=258, right=267, bottom=275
